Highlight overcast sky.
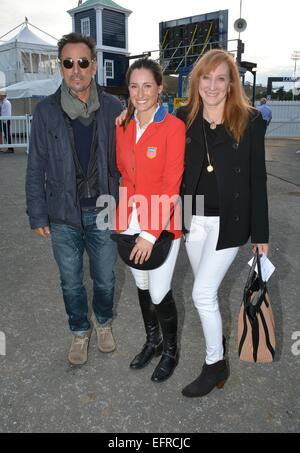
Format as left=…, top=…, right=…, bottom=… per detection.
left=1, top=0, right=299, bottom=86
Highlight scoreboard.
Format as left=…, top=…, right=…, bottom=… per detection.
left=159, top=10, right=228, bottom=73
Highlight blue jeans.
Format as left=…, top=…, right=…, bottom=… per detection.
left=51, top=209, right=117, bottom=334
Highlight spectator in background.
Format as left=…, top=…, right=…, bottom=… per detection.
left=0, top=93, right=5, bottom=147
left=258, top=97, right=272, bottom=134
left=0, top=93, right=14, bottom=153
left=0, top=110, right=2, bottom=147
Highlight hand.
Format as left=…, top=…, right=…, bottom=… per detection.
left=33, top=226, right=51, bottom=238
left=252, top=243, right=269, bottom=256
left=115, top=109, right=128, bottom=126
left=129, top=236, right=153, bottom=265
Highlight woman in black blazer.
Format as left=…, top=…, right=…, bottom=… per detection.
left=177, top=49, right=269, bottom=398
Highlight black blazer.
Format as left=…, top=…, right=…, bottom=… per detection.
left=177, top=107, right=269, bottom=250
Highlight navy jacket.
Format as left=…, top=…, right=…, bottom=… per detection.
left=177, top=107, right=269, bottom=250
left=26, top=85, right=122, bottom=229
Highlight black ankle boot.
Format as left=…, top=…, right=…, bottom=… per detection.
left=151, top=290, right=179, bottom=383
left=130, top=289, right=163, bottom=369
left=182, top=359, right=229, bottom=397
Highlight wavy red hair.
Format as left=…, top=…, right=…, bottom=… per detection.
left=185, top=49, right=253, bottom=142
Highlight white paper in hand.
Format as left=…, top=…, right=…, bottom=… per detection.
left=248, top=254, right=275, bottom=282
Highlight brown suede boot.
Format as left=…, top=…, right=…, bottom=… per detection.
left=94, top=324, right=116, bottom=353
left=68, top=332, right=91, bottom=366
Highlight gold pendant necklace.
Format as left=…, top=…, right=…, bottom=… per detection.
left=202, top=118, right=214, bottom=173
left=204, top=110, right=221, bottom=130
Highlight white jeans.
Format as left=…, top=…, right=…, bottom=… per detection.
left=122, top=204, right=181, bottom=305
left=185, top=216, right=239, bottom=364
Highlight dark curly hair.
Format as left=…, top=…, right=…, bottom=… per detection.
left=57, top=32, right=96, bottom=61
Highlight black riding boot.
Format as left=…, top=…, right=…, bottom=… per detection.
left=130, top=288, right=163, bottom=369
left=151, top=290, right=179, bottom=382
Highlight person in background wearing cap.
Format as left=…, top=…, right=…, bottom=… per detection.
left=0, top=93, right=14, bottom=153
left=0, top=112, right=2, bottom=147
left=116, top=58, right=186, bottom=383
left=258, top=97, right=272, bottom=134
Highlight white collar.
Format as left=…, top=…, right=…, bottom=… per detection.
left=134, top=104, right=160, bottom=130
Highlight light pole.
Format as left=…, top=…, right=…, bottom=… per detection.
left=291, top=51, right=300, bottom=100
left=241, top=61, right=257, bottom=106
left=239, top=0, right=243, bottom=40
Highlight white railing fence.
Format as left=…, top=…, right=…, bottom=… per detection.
left=257, top=101, right=300, bottom=138
left=0, top=103, right=299, bottom=152
left=0, top=115, right=32, bottom=153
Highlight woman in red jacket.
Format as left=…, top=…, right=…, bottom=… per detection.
left=116, top=58, right=186, bottom=382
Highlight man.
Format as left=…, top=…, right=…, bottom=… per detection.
left=0, top=93, right=14, bottom=153
left=26, top=33, right=122, bottom=366
left=258, top=97, right=272, bottom=134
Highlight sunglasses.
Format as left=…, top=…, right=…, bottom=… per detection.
left=60, top=58, right=95, bottom=69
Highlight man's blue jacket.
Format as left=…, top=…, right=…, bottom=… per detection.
left=26, top=84, right=122, bottom=229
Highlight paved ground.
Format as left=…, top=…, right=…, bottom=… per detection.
left=0, top=138, right=299, bottom=433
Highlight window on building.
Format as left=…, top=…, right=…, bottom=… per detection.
left=81, top=17, right=91, bottom=37
left=31, top=53, right=39, bottom=73
left=103, top=10, right=126, bottom=48
left=21, top=52, right=31, bottom=73
left=39, top=54, right=48, bottom=73
left=105, top=60, right=114, bottom=79
left=39, top=54, right=59, bottom=75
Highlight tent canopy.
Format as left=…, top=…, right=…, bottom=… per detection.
left=4, top=24, right=55, bottom=47
left=3, top=74, right=61, bottom=99
left=0, top=21, right=58, bottom=88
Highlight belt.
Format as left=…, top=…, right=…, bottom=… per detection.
left=80, top=206, right=104, bottom=213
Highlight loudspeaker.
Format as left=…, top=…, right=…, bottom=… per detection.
left=234, top=18, right=247, bottom=33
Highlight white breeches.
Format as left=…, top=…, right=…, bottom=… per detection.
left=122, top=204, right=180, bottom=305
left=185, top=216, right=239, bottom=364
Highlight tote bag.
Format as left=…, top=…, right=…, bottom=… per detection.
left=238, top=250, right=275, bottom=363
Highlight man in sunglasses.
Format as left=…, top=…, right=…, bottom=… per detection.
left=26, top=32, right=123, bottom=366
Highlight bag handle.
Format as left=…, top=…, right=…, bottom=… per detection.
left=244, top=248, right=264, bottom=292
left=255, top=248, right=265, bottom=286
left=245, top=252, right=257, bottom=289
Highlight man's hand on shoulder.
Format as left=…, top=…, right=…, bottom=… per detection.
left=115, top=109, right=127, bottom=126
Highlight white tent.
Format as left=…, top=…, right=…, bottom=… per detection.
left=4, top=74, right=62, bottom=99
left=0, top=20, right=59, bottom=88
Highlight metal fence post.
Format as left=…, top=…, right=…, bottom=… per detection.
left=25, top=114, right=30, bottom=154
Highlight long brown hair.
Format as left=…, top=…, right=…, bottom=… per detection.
left=186, top=49, right=253, bottom=142
left=123, top=58, right=163, bottom=129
